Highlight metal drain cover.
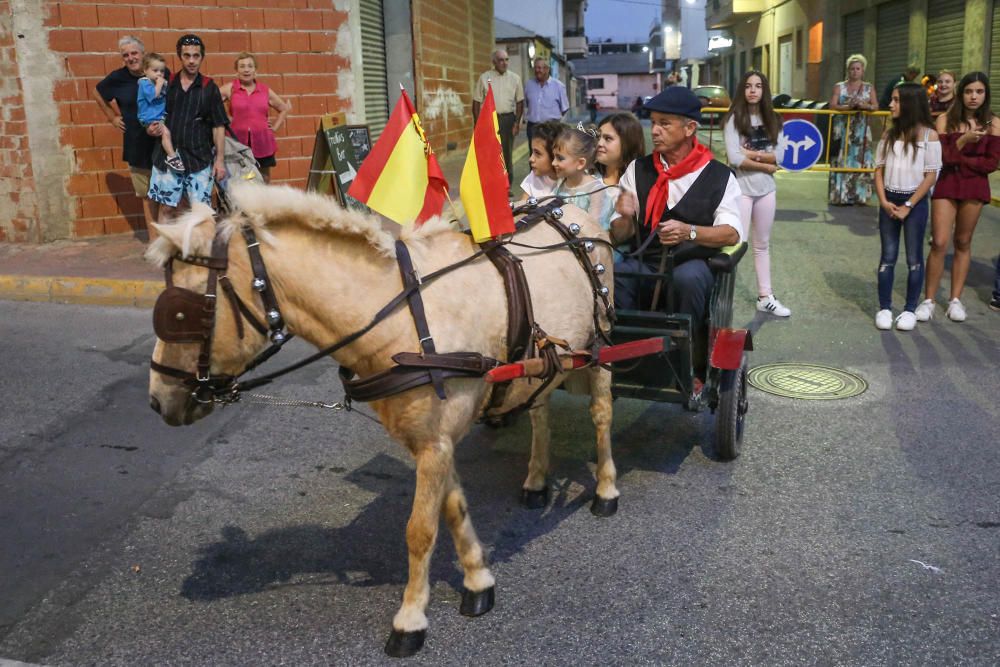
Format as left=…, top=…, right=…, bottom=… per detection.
left=747, top=363, right=867, bottom=400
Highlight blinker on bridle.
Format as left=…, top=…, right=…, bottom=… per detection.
left=150, top=223, right=290, bottom=403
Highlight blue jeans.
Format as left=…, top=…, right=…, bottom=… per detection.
left=878, top=191, right=928, bottom=312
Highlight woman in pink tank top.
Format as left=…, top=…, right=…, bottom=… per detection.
left=220, top=52, right=290, bottom=183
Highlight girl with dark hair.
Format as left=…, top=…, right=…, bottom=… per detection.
left=595, top=112, right=646, bottom=184
left=518, top=119, right=563, bottom=201
left=873, top=83, right=940, bottom=331
left=724, top=70, right=790, bottom=316
left=917, top=71, right=1000, bottom=322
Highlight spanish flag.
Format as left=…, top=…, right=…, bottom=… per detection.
left=461, top=84, right=515, bottom=242
left=348, top=89, right=447, bottom=225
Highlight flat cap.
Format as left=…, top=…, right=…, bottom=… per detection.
left=643, top=86, right=702, bottom=123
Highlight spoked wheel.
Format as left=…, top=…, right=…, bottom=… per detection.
left=715, top=354, right=748, bottom=460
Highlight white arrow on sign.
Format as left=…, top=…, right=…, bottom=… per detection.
left=784, top=134, right=816, bottom=164
left=338, top=160, right=357, bottom=185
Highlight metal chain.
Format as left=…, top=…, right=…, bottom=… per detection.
left=229, top=392, right=382, bottom=424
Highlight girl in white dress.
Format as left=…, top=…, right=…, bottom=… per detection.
left=518, top=120, right=563, bottom=201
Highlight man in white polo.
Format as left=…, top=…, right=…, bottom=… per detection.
left=472, top=49, right=524, bottom=191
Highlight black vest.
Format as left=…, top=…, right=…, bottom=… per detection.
left=627, top=154, right=732, bottom=261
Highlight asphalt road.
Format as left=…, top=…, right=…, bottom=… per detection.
left=1, top=173, right=999, bottom=665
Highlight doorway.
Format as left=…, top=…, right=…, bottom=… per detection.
left=778, top=35, right=792, bottom=95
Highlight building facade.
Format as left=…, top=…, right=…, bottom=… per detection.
left=0, top=0, right=491, bottom=243
left=706, top=0, right=998, bottom=105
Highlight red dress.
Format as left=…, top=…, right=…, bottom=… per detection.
left=932, top=132, right=1000, bottom=203
left=229, top=79, right=277, bottom=164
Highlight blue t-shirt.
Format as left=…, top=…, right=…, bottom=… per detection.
left=137, top=77, right=166, bottom=125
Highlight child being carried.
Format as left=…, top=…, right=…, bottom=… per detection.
left=137, top=53, right=184, bottom=172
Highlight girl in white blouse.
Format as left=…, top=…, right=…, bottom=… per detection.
left=873, top=83, right=941, bottom=331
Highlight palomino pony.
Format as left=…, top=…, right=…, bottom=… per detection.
left=146, top=183, right=618, bottom=656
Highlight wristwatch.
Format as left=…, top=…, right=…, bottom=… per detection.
left=689, top=224, right=698, bottom=240
left=903, top=200, right=913, bottom=208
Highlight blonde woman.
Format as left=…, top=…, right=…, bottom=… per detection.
left=828, top=54, right=878, bottom=205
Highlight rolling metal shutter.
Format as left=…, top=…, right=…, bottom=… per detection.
left=925, top=0, right=965, bottom=76
left=991, top=0, right=1000, bottom=84
left=359, top=0, right=389, bottom=140
left=842, top=10, right=865, bottom=65
left=875, top=0, right=910, bottom=96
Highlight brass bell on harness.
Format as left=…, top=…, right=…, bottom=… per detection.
left=551, top=208, right=564, bottom=219
left=568, top=223, right=581, bottom=235
left=594, top=263, right=606, bottom=275
left=252, top=277, right=266, bottom=291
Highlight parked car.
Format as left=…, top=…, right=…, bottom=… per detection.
left=692, top=84, right=731, bottom=109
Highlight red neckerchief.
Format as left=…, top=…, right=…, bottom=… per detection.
left=644, top=139, right=713, bottom=228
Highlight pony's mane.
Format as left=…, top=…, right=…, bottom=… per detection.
left=143, top=183, right=459, bottom=267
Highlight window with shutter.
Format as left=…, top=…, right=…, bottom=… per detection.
left=359, top=0, right=389, bottom=140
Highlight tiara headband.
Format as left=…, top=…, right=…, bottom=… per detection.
left=575, top=121, right=598, bottom=138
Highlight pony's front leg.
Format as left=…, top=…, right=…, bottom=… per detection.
left=442, top=469, right=496, bottom=616
left=589, top=367, right=619, bottom=516
left=385, top=443, right=450, bottom=658
left=520, top=401, right=551, bottom=508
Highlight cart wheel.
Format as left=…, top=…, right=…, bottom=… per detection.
left=715, top=355, right=748, bottom=460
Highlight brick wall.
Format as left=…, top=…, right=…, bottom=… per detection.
left=0, top=0, right=39, bottom=242
left=3, top=0, right=352, bottom=240
left=413, top=0, right=492, bottom=156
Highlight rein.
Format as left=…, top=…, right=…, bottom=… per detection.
left=150, top=198, right=614, bottom=410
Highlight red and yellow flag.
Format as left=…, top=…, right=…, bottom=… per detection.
left=460, top=84, right=515, bottom=242
left=348, top=89, right=447, bottom=225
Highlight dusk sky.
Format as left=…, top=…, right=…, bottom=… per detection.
left=584, top=0, right=663, bottom=43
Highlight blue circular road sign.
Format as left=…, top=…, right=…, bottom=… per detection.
left=777, top=119, right=824, bottom=172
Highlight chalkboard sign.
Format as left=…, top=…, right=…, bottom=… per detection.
left=305, top=115, right=371, bottom=213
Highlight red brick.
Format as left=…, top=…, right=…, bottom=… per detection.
left=201, top=8, right=234, bottom=29
left=275, top=136, right=299, bottom=154
left=68, top=53, right=109, bottom=77
left=293, top=11, right=323, bottom=30
left=219, top=32, right=250, bottom=52
left=279, top=31, right=304, bottom=53
left=104, top=216, right=143, bottom=235
left=322, top=9, right=347, bottom=30
left=60, top=125, right=93, bottom=148
left=295, top=95, right=327, bottom=115
left=233, top=8, right=264, bottom=29
left=74, top=218, right=105, bottom=237
left=5, top=105, right=26, bottom=122
left=81, top=30, right=120, bottom=53
left=43, top=3, right=60, bottom=26
left=198, top=33, right=221, bottom=54
left=53, top=78, right=83, bottom=102
left=69, top=101, right=107, bottom=124
left=152, top=31, right=179, bottom=54
left=295, top=53, right=335, bottom=73
left=92, top=123, right=125, bottom=147
left=49, top=29, right=83, bottom=52
left=268, top=158, right=289, bottom=180
left=250, top=31, right=282, bottom=54
left=167, top=7, right=202, bottom=29
left=287, top=156, right=309, bottom=181
left=283, top=114, right=316, bottom=136
left=263, top=53, right=297, bottom=75
left=67, top=172, right=101, bottom=197
left=97, top=5, right=134, bottom=27
left=262, top=9, right=294, bottom=30
left=134, top=5, right=170, bottom=29
left=114, top=193, right=145, bottom=217
left=80, top=194, right=120, bottom=218
left=75, top=147, right=114, bottom=171
left=309, top=32, right=335, bottom=53
left=59, top=3, right=98, bottom=27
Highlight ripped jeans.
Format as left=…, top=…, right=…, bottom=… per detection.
left=878, top=190, right=928, bottom=312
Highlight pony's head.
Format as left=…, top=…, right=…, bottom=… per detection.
left=146, top=203, right=272, bottom=426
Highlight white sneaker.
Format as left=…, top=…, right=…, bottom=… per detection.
left=757, top=295, right=791, bottom=317
left=895, top=311, right=916, bottom=331
left=914, top=299, right=935, bottom=322
left=946, top=298, right=966, bottom=322
left=875, top=309, right=893, bottom=330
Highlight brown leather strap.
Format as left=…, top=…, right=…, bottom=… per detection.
left=391, top=351, right=500, bottom=374
left=482, top=242, right=534, bottom=362
left=395, top=241, right=447, bottom=399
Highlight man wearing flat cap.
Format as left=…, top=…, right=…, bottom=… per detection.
left=610, top=86, right=744, bottom=386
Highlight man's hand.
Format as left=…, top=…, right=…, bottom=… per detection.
left=146, top=121, right=163, bottom=137
left=513, top=120, right=521, bottom=135
left=213, top=158, right=227, bottom=183
left=111, top=115, right=125, bottom=132
left=657, top=220, right=691, bottom=246
left=615, top=189, right=638, bottom=219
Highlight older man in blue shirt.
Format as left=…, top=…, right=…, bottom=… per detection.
left=524, top=58, right=569, bottom=143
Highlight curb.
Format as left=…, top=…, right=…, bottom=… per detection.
left=0, top=274, right=162, bottom=308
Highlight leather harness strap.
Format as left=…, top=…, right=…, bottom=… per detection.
left=394, top=240, right=447, bottom=399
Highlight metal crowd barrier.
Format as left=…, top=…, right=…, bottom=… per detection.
left=700, top=106, right=892, bottom=173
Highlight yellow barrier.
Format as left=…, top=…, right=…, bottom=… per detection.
left=700, top=106, right=892, bottom=173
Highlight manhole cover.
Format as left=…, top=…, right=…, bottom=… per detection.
left=747, top=363, right=867, bottom=400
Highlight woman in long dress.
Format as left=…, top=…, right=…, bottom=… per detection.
left=828, top=54, right=879, bottom=205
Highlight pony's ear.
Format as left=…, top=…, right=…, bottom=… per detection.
left=152, top=203, right=217, bottom=258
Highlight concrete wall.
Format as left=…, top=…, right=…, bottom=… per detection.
left=618, top=74, right=658, bottom=109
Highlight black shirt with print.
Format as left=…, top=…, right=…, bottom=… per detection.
left=96, top=66, right=170, bottom=170
left=155, top=72, right=228, bottom=173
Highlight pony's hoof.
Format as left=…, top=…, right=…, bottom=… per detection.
left=590, top=495, right=618, bottom=517
left=460, top=585, right=495, bottom=617
left=520, top=486, right=548, bottom=509
left=385, top=628, right=426, bottom=657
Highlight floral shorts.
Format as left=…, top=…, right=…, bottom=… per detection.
left=148, top=165, right=214, bottom=208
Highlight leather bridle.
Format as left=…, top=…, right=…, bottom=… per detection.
left=150, top=223, right=290, bottom=403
